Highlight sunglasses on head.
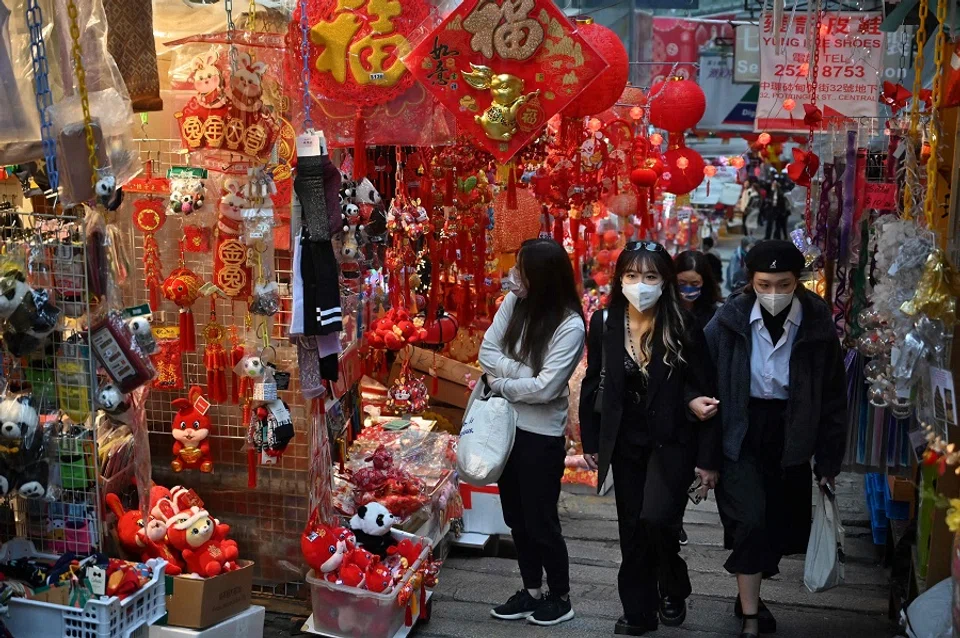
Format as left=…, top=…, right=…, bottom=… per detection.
left=625, top=241, right=664, bottom=252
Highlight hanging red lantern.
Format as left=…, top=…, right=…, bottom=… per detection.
left=663, top=147, right=705, bottom=195
left=592, top=271, right=610, bottom=287
left=623, top=223, right=635, bottom=239
left=562, top=20, right=630, bottom=118
left=783, top=98, right=796, bottom=112
left=596, top=249, right=612, bottom=267
left=730, top=156, right=746, bottom=169
left=607, top=192, right=638, bottom=217
left=757, top=132, right=772, bottom=146
left=630, top=167, right=658, bottom=189
left=629, top=106, right=644, bottom=120
left=603, top=229, right=619, bottom=246
left=649, top=78, right=706, bottom=132
left=704, top=165, right=717, bottom=178
left=421, top=308, right=460, bottom=349
left=649, top=132, right=664, bottom=146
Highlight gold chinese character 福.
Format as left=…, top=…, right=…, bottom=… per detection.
left=463, top=0, right=544, bottom=61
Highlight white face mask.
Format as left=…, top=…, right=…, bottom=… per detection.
left=622, top=281, right=662, bottom=312
left=502, top=267, right=528, bottom=298
left=758, top=292, right=794, bottom=316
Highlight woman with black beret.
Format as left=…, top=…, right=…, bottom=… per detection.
left=704, top=240, right=847, bottom=638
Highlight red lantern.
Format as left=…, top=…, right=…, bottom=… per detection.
left=603, top=229, right=619, bottom=246
left=592, top=271, right=610, bottom=287
left=607, top=192, right=638, bottom=217
left=649, top=132, right=663, bottom=146
left=730, top=156, right=746, bottom=169
left=783, top=98, right=796, bottom=112
left=704, top=165, right=717, bottom=178
left=649, top=78, right=706, bottom=132
left=623, top=223, right=635, bottom=239
left=757, top=132, right=772, bottom=146
left=596, top=250, right=612, bottom=267
left=663, top=147, right=705, bottom=195
left=645, top=156, right=665, bottom=175
left=629, top=106, right=644, bottom=120
left=421, top=309, right=459, bottom=349
left=563, top=21, right=629, bottom=118
left=630, top=167, right=658, bottom=189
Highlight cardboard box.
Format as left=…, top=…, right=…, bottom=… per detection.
left=164, top=561, right=254, bottom=630
left=460, top=484, right=511, bottom=536
left=150, top=605, right=264, bottom=638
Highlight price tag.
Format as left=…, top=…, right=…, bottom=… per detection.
left=864, top=183, right=896, bottom=210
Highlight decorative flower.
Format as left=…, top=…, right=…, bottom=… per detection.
left=946, top=499, right=960, bottom=532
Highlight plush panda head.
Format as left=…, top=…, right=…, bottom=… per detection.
left=97, top=384, right=126, bottom=412
left=0, top=269, right=28, bottom=319
left=242, top=356, right=264, bottom=378
left=349, top=502, right=397, bottom=538
left=0, top=395, right=38, bottom=441
left=126, top=316, right=152, bottom=336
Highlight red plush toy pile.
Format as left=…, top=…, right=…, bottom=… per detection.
left=349, top=446, right=427, bottom=520
left=301, top=509, right=425, bottom=594
left=107, top=485, right=240, bottom=577
left=364, top=308, right=428, bottom=351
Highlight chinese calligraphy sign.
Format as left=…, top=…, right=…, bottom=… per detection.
left=408, top=0, right=608, bottom=163
left=291, top=0, right=430, bottom=107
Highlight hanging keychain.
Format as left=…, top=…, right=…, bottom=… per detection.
left=203, top=299, right=229, bottom=403
left=248, top=243, right=280, bottom=316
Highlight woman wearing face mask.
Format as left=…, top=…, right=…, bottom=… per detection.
left=704, top=241, right=846, bottom=638
left=579, top=241, right=721, bottom=635
left=675, top=250, right=722, bottom=331
left=479, top=239, right=585, bottom=627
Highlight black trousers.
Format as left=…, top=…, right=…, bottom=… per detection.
left=612, top=442, right=695, bottom=618
left=765, top=213, right=788, bottom=240
left=498, top=428, right=569, bottom=595
left=717, top=399, right=812, bottom=576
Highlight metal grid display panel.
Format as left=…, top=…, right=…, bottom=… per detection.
left=0, top=185, right=103, bottom=555
left=128, top=139, right=315, bottom=596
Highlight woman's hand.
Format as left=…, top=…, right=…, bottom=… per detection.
left=583, top=454, right=598, bottom=471
left=688, top=396, right=720, bottom=421
left=696, top=467, right=719, bottom=490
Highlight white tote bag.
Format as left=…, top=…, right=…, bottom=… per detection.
left=803, top=488, right=845, bottom=592
left=456, top=379, right=517, bottom=487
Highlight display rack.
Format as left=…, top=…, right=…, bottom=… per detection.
left=0, top=184, right=104, bottom=556
left=124, top=138, right=349, bottom=597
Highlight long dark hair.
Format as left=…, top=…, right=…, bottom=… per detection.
left=610, top=242, right=687, bottom=369
left=674, top=250, right=721, bottom=310
left=503, top=239, right=584, bottom=373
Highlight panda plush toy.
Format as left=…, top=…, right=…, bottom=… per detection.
left=0, top=395, right=48, bottom=499
left=349, top=502, right=399, bottom=558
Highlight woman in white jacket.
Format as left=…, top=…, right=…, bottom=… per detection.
left=479, top=238, right=586, bottom=627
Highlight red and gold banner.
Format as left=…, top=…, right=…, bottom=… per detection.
left=407, top=0, right=608, bottom=163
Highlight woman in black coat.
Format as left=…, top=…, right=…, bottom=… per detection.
left=579, top=241, right=722, bottom=636
left=704, top=241, right=847, bottom=638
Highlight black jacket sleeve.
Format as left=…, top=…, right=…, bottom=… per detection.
left=579, top=311, right=604, bottom=455
left=814, top=337, right=848, bottom=479
left=683, top=323, right=722, bottom=472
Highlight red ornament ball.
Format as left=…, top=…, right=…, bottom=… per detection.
left=603, top=229, right=619, bottom=247
left=663, top=147, right=706, bottom=195
left=592, top=271, right=610, bottom=287
left=563, top=22, right=629, bottom=118
left=623, top=223, right=635, bottom=239
left=630, top=167, right=658, bottom=189
left=649, top=79, right=706, bottom=132
left=596, top=249, right=612, bottom=267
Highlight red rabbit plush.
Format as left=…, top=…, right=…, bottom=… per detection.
left=105, top=493, right=184, bottom=575
left=364, top=556, right=395, bottom=593
left=170, top=386, right=214, bottom=473
left=166, top=506, right=239, bottom=577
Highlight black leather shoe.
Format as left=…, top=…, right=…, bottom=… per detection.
left=734, top=598, right=776, bottom=633
left=739, top=613, right=760, bottom=638
left=614, top=613, right=658, bottom=635
left=659, top=596, right=687, bottom=627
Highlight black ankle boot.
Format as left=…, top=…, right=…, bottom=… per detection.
left=740, top=613, right=760, bottom=638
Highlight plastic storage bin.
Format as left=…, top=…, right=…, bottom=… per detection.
left=882, top=476, right=911, bottom=520
left=0, top=538, right=167, bottom=638
left=306, top=532, right=430, bottom=638
left=865, top=473, right=888, bottom=545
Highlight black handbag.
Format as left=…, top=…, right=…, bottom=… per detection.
left=593, top=310, right=607, bottom=414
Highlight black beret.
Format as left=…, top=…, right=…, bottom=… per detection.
left=745, top=240, right=805, bottom=273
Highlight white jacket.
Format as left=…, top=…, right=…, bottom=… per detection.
left=478, top=293, right=585, bottom=437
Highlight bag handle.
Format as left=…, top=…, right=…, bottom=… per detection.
left=598, top=310, right=608, bottom=389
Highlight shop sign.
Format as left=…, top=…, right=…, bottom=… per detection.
left=755, top=11, right=883, bottom=131
left=734, top=24, right=760, bottom=83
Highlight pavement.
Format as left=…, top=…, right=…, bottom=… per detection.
left=262, top=474, right=897, bottom=637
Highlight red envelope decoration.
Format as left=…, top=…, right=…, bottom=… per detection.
left=802, top=103, right=822, bottom=127
left=406, top=0, right=609, bottom=163
left=787, top=148, right=820, bottom=187
left=880, top=81, right=912, bottom=114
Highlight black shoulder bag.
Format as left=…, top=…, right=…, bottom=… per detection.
left=593, top=310, right=607, bottom=414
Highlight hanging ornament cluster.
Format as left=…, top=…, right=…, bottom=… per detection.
left=407, top=0, right=610, bottom=163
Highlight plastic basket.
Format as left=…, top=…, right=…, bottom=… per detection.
left=306, top=531, right=431, bottom=638
left=864, top=474, right=888, bottom=545
left=0, top=539, right=167, bottom=638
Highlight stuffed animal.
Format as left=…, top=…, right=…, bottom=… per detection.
left=0, top=268, right=60, bottom=357
left=105, top=493, right=184, bottom=575
left=97, top=384, right=133, bottom=423
left=301, top=522, right=348, bottom=579
left=166, top=506, right=239, bottom=577
left=170, top=386, right=213, bottom=473
left=126, top=316, right=158, bottom=355
left=349, top=502, right=398, bottom=558
left=0, top=395, right=48, bottom=499
left=364, top=556, right=395, bottom=593
left=386, top=538, right=424, bottom=570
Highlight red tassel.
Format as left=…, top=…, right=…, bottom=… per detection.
left=405, top=603, right=413, bottom=627
left=179, top=309, right=195, bottom=352
left=353, top=108, right=367, bottom=181
left=230, top=345, right=244, bottom=404
left=553, top=213, right=564, bottom=244
left=420, top=585, right=428, bottom=619
left=507, top=166, right=518, bottom=210
left=247, top=448, right=257, bottom=489
left=444, top=169, right=455, bottom=207
left=432, top=374, right=439, bottom=395
left=149, top=286, right=161, bottom=313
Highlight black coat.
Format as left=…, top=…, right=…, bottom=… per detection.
left=704, top=290, right=847, bottom=478
left=579, top=302, right=722, bottom=490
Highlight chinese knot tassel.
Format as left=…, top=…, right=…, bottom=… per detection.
left=353, top=108, right=367, bottom=181
left=179, top=309, right=196, bottom=352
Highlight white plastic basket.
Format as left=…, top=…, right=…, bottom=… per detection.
left=0, top=538, right=167, bottom=638
left=306, top=531, right=431, bottom=638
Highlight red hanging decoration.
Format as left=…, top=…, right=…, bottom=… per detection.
left=649, top=78, right=706, bottom=132
left=132, top=199, right=167, bottom=310
left=162, top=262, right=204, bottom=352
left=203, top=301, right=229, bottom=404
left=562, top=20, right=629, bottom=118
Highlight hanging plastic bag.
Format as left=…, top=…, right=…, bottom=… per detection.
left=803, top=486, right=845, bottom=592
left=456, top=378, right=517, bottom=487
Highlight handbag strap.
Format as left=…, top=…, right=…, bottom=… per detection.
left=598, top=309, right=607, bottom=386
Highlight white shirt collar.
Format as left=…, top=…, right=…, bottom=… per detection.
left=750, top=295, right=803, bottom=326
